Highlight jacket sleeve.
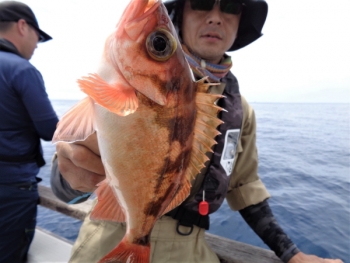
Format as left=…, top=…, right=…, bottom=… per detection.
left=239, top=199, right=300, bottom=263
left=33, top=118, right=59, bottom=141
left=50, top=153, right=91, bottom=203
left=226, top=96, right=270, bottom=211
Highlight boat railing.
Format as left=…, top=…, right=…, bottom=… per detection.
left=38, top=184, right=283, bottom=263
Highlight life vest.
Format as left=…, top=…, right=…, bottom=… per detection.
left=166, top=72, right=243, bottom=231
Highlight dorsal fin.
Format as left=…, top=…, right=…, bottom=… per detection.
left=162, top=179, right=192, bottom=216
left=185, top=78, right=225, bottom=182
left=161, top=78, right=224, bottom=215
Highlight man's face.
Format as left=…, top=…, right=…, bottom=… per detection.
left=181, top=0, right=241, bottom=64
left=22, top=22, right=39, bottom=60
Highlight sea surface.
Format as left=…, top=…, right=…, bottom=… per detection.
left=37, top=100, right=350, bottom=262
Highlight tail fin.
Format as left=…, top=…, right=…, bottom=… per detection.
left=98, top=237, right=150, bottom=263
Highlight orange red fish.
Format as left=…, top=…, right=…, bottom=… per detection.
left=53, top=0, right=224, bottom=262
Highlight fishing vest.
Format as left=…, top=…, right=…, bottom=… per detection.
left=166, top=72, right=243, bottom=231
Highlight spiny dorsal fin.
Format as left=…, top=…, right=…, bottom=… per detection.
left=195, top=77, right=220, bottom=92
left=185, top=78, right=225, bottom=182
left=162, top=179, right=192, bottom=216
left=162, top=77, right=224, bottom=214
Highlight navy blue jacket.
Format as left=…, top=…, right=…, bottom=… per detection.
left=0, top=38, right=58, bottom=183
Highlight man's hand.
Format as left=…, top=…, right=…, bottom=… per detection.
left=56, top=132, right=105, bottom=192
left=288, top=252, right=344, bottom=263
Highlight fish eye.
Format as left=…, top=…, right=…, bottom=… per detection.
left=146, top=28, right=177, bottom=61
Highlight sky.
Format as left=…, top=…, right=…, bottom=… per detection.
left=16, top=0, right=350, bottom=103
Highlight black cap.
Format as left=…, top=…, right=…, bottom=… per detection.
left=0, top=1, right=52, bottom=42
left=164, top=0, right=268, bottom=51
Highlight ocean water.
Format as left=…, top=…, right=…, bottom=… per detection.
left=36, top=100, right=350, bottom=262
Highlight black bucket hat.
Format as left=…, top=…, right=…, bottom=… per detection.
left=164, top=0, right=268, bottom=51
left=0, top=1, right=52, bottom=42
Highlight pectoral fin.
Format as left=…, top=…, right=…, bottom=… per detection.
left=78, top=73, right=138, bottom=116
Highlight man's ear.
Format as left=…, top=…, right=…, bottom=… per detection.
left=16, top=19, right=28, bottom=37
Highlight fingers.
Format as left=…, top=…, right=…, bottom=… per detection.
left=56, top=133, right=104, bottom=175
left=322, top=257, right=344, bottom=263
left=57, top=152, right=104, bottom=192
left=58, top=142, right=104, bottom=175
left=288, top=252, right=343, bottom=263
left=74, top=132, right=101, bottom=156
left=56, top=134, right=106, bottom=192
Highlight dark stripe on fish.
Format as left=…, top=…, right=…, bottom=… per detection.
left=133, top=235, right=150, bottom=246
left=170, top=113, right=196, bottom=146
left=144, top=181, right=177, bottom=217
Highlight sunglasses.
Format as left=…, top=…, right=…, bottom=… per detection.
left=25, top=21, right=44, bottom=42
left=189, top=0, right=243, bottom=15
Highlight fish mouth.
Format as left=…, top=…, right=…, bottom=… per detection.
left=129, top=0, right=161, bottom=23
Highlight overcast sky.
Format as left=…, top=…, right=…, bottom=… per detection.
left=18, top=0, right=350, bottom=103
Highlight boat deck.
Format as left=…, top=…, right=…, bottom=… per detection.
left=28, top=227, right=72, bottom=263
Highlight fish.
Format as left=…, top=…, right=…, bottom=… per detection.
left=53, top=0, right=224, bottom=262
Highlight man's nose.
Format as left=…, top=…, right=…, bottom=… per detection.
left=206, top=3, right=223, bottom=25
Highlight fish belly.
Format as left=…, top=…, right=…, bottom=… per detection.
left=94, top=102, right=187, bottom=239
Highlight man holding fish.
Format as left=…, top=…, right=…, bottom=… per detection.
left=51, top=0, right=344, bottom=262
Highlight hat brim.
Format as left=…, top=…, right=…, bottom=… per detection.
left=28, top=23, right=52, bottom=42
left=230, top=0, right=267, bottom=51
left=36, top=27, right=52, bottom=42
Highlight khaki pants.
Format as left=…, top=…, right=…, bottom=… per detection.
left=70, top=207, right=220, bottom=263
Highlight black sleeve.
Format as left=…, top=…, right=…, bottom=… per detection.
left=50, top=154, right=91, bottom=203
left=239, top=199, right=300, bottom=263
